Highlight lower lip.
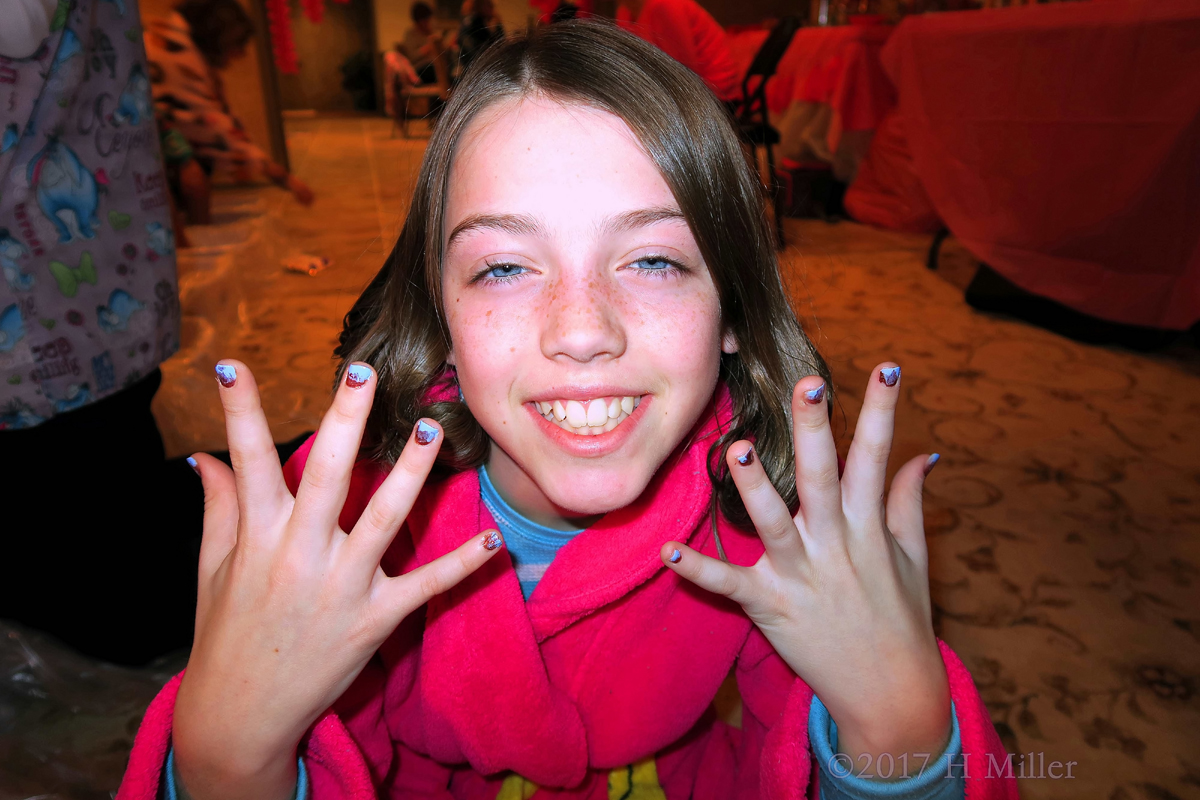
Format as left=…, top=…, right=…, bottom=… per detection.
left=527, top=397, right=651, bottom=458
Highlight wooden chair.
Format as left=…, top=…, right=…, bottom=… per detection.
left=731, top=16, right=803, bottom=247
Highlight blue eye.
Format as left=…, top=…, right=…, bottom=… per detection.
left=634, top=257, right=674, bottom=271
left=482, top=263, right=526, bottom=280
left=629, top=255, right=685, bottom=277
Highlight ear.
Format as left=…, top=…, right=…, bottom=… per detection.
left=721, top=330, right=739, bottom=354
left=445, top=348, right=456, bottom=367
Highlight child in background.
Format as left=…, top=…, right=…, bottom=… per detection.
left=117, top=21, right=1016, bottom=800
left=144, top=0, right=314, bottom=224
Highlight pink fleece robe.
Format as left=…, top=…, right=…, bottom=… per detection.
left=116, top=393, right=1018, bottom=800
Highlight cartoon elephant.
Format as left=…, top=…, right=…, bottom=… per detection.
left=112, top=63, right=151, bottom=127
left=0, top=229, right=34, bottom=291
left=27, top=138, right=100, bottom=243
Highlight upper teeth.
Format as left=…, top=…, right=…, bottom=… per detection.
left=536, top=396, right=641, bottom=435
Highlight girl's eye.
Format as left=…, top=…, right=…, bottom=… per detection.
left=628, top=255, right=685, bottom=277
left=477, top=262, right=527, bottom=282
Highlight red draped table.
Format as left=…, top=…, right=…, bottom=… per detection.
left=729, top=24, right=895, bottom=174
left=865, top=0, right=1200, bottom=330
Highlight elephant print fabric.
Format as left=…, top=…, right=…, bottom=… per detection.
left=0, top=0, right=179, bottom=430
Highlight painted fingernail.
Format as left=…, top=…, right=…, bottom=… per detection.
left=803, top=383, right=826, bottom=404
left=669, top=548, right=682, bottom=563
left=879, top=366, right=901, bottom=387
left=924, top=453, right=940, bottom=476
left=345, top=364, right=372, bottom=388
left=415, top=419, right=438, bottom=445
left=736, top=446, right=755, bottom=466
left=186, top=456, right=199, bottom=475
left=483, top=530, right=503, bottom=551
left=214, top=363, right=237, bottom=387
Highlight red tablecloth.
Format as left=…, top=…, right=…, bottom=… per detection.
left=728, top=24, right=895, bottom=136
left=880, top=0, right=1200, bottom=329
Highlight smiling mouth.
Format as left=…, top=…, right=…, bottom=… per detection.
left=533, top=396, right=643, bottom=436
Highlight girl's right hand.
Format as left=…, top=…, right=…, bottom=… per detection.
left=173, top=360, right=503, bottom=800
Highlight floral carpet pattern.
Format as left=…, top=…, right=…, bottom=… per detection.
left=1, top=118, right=1196, bottom=799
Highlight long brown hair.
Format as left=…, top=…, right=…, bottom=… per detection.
left=336, top=20, right=829, bottom=526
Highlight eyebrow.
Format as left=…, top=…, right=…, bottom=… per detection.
left=444, top=206, right=687, bottom=253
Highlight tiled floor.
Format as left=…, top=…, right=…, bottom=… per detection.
left=4, top=116, right=1198, bottom=800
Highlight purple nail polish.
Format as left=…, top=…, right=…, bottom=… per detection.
left=186, top=456, right=199, bottom=475
left=415, top=419, right=438, bottom=445
left=924, top=453, right=940, bottom=476
left=214, top=363, right=237, bottom=387
left=346, top=364, right=372, bottom=388
left=669, top=548, right=682, bottom=563
left=878, top=366, right=901, bottom=387
left=736, top=446, right=755, bottom=467
left=483, top=530, right=503, bottom=551
left=803, top=383, right=826, bottom=404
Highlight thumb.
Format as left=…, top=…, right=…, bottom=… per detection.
left=190, top=453, right=238, bottom=626
left=886, top=453, right=938, bottom=565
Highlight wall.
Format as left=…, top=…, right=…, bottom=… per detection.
left=138, top=0, right=285, bottom=163
left=278, top=0, right=375, bottom=110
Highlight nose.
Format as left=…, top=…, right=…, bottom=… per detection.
left=540, top=271, right=627, bottom=364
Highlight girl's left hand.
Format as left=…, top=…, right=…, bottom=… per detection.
left=662, top=363, right=952, bottom=765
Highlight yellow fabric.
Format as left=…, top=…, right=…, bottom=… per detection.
left=496, top=774, right=539, bottom=800
left=495, top=757, right=665, bottom=800
left=607, top=757, right=667, bottom=800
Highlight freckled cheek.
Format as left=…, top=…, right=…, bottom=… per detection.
left=628, top=292, right=723, bottom=371
left=450, top=297, right=539, bottom=392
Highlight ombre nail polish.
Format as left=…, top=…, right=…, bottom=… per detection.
left=214, top=363, right=237, bottom=387
left=736, top=446, right=755, bottom=466
left=415, top=419, right=438, bottom=445
left=346, top=364, right=372, bottom=388
left=924, top=453, right=940, bottom=476
left=669, top=548, right=682, bottom=563
left=803, top=383, right=826, bottom=404
left=186, top=456, right=199, bottom=475
left=879, top=366, right=901, bottom=387
left=483, top=530, right=503, bottom=551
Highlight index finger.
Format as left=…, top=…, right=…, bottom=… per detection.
left=214, top=360, right=290, bottom=525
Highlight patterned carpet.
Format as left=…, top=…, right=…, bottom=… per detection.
left=2, top=117, right=1197, bottom=800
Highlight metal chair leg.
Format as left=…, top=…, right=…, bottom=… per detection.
left=927, top=226, right=949, bottom=270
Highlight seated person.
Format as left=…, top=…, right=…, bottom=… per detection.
left=403, top=1, right=447, bottom=86
left=457, top=0, right=504, bottom=72
left=617, top=0, right=739, bottom=102
left=144, top=0, right=314, bottom=224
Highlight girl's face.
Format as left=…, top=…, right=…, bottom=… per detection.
left=442, top=97, right=733, bottom=527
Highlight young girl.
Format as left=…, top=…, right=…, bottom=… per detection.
left=117, top=21, right=1016, bottom=800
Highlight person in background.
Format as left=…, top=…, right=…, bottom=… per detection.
left=0, top=0, right=202, bottom=665
left=457, top=0, right=505, bottom=72
left=617, top=0, right=739, bottom=102
left=144, top=0, right=314, bottom=225
left=403, top=1, right=449, bottom=86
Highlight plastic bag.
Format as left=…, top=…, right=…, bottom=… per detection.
left=0, top=621, right=187, bottom=800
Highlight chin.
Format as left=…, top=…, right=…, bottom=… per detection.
left=539, top=467, right=655, bottom=518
